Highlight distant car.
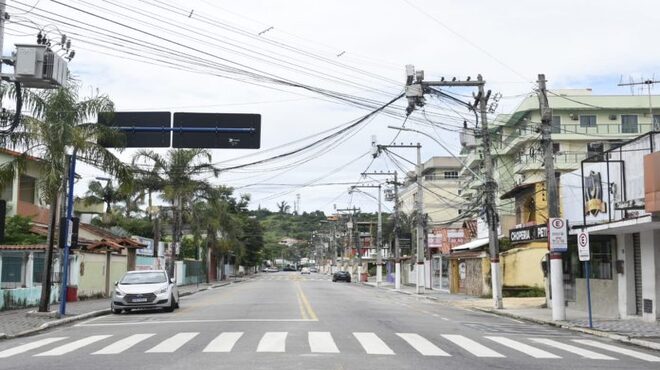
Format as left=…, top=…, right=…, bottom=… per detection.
left=301, top=267, right=310, bottom=274
left=283, top=266, right=296, bottom=271
left=111, top=270, right=179, bottom=314
left=264, top=267, right=279, bottom=272
left=332, top=271, right=351, bottom=283
left=309, top=267, right=318, bottom=273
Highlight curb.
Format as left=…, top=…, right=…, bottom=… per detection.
left=0, top=280, right=237, bottom=341
left=360, top=282, right=441, bottom=302
left=474, top=307, right=660, bottom=351
left=4, top=308, right=110, bottom=340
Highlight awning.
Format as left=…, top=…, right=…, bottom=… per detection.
left=452, top=237, right=489, bottom=251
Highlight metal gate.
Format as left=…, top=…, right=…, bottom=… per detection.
left=633, top=233, right=642, bottom=315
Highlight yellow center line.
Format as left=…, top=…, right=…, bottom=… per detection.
left=296, top=287, right=309, bottom=320
left=296, top=282, right=318, bottom=321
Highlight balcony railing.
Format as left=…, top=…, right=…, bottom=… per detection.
left=514, top=151, right=588, bottom=173
left=555, top=123, right=654, bottom=136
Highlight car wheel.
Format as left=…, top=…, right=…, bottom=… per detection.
left=164, top=295, right=176, bottom=312
left=112, top=307, right=122, bottom=314
left=346, top=279, right=351, bottom=283
left=332, top=278, right=336, bottom=282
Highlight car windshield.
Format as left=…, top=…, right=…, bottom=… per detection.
left=120, top=272, right=167, bottom=285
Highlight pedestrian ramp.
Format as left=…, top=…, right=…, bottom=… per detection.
left=1, top=331, right=659, bottom=362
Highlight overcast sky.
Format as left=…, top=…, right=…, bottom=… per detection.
left=3, top=0, right=660, bottom=215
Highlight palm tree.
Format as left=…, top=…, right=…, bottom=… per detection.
left=0, top=82, right=131, bottom=312
left=132, top=149, right=219, bottom=274
left=191, top=186, right=244, bottom=281
left=83, top=180, right=122, bottom=214
left=276, top=200, right=291, bottom=214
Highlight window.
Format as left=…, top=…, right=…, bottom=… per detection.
left=0, top=184, right=12, bottom=202
left=621, top=115, right=638, bottom=134
left=577, top=238, right=613, bottom=279
left=587, top=142, right=604, bottom=160
left=19, top=176, right=36, bottom=203
left=552, top=143, right=561, bottom=154
left=1, top=254, right=23, bottom=284
left=551, top=115, right=561, bottom=133
left=580, top=115, right=597, bottom=128
left=443, top=171, right=458, bottom=179
left=654, top=114, right=660, bottom=127
left=33, top=253, right=45, bottom=283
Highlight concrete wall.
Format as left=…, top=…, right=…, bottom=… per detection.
left=570, top=278, right=619, bottom=317
left=501, top=242, right=547, bottom=288
left=640, top=229, right=660, bottom=321
left=0, top=285, right=60, bottom=310
left=77, top=252, right=126, bottom=298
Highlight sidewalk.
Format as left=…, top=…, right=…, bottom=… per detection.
left=363, top=279, right=660, bottom=351
left=0, top=280, right=235, bottom=340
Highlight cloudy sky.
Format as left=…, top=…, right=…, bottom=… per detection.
left=3, top=0, right=659, bottom=215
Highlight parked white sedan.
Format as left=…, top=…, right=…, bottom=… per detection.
left=111, top=270, right=179, bottom=314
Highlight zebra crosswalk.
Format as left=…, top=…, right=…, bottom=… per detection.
left=1, top=331, right=659, bottom=362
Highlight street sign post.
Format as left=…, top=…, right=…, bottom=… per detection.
left=578, top=231, right=593, bottom=328
left=548, top=218, right=568, bottom=252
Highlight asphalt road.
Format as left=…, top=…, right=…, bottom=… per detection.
left=0, top=271, right=659, bottom=370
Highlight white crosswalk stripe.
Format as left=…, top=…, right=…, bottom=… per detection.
left=34, top=335, right=112, bottom=356
left=396, top=333, right=449, bottom=356
left=530, top=338, right=616, bottom=360
left=0, top=337, right=68, bottom=358
left=7, top=331, right=660, bottom=361
left=145, top=332, right=199, bottom=353
left=485, top=336, right=560, bottom=359
left=441, top=334, right=504, bottom=358
left=353, top=332, right=394, bottom=355
left=257, top=332, right=287, bottom=352
left=93, top=334, right=155, bottom=355
left=203, top=332, right=244, bottom=353
left=308, top=332, right=339, bottom=353
left=572, top=339, right=660, bottom=362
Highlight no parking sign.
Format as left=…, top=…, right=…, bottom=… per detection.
left=548, top=218, right=568, bottom=252
left=578, top=231, right=590, bottom=261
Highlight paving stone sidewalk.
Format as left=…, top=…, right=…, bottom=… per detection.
left=0, top=281, right=232, bottom=339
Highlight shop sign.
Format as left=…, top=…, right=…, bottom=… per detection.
left=509, top=224, right=548, bottom=243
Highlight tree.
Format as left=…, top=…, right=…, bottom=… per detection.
left=132, top=149, right=219, bottom=271
left=82, top=180, right=122, bottom=214
left=276, top=201, right=290, bottom=214
left=0, top=82, right=131, bottom=312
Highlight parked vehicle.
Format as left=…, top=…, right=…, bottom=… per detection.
left=332, top=271, right=351, bottom=283
left=283, top=266, right=296, bottom=271
left=309, top=267, right=318, bottom=273
left=265, top=267, right=279, bottom=272
left=111, top=270, right=179, bottom=314
left=301, top=267, right=310, bottom=274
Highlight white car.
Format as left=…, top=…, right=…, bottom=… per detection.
left=301, top=267, right=311, bottom=274
left=111, top=270, right=179, bottom=314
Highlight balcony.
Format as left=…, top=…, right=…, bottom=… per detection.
left=500, top=125, right=539, bottom=154
left=554, top=123, right=654, bottom=137
left=514, top=151, right=588, bottom=174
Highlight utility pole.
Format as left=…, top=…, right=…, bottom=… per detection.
left=389, top=172, right=401, bottom=290
left=477, top=75, right=503, bottom=309
left=373, top=144, right=424, bottom=291
left=617, top=78, right=660, bottom=130
left=402, top=65, right=502, bottom=307
left=350, top=184, right=383, bottom=286
left=337, top=207, right=360, bottom=279
left=538, top=74, right=564, bottom=320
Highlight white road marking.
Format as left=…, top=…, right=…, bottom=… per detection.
left=308, top=332, right=340, bottom=353
left=93, top=334, right=155, bottom=354
left=257, top=332, right=287, bottom=353
left=572, top=339, right=660, bottom=362
left=396, top=333, right=450, bottom=356
left=441, top=335, right=504, bottom=358
left=485, top=336, right=560, bottom=359
left=441, top=317, right=450, bottom=321
left=432, top=314, right=440, bottom=317
left=145, top=332, right=198, bottom=353
left=78, top=318, right=317, bottom=327
left=353, top=332, right=394, bottom=355
left=34, top=335, right=112, bottom=356
left=0, top=337, right=68, bottom=358
left=530, top=338, right=616, bottom=360
left=203, top=332, right=244, bottom=353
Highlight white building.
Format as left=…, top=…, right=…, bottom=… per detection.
left=560, top=131, right=660, bottom=321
